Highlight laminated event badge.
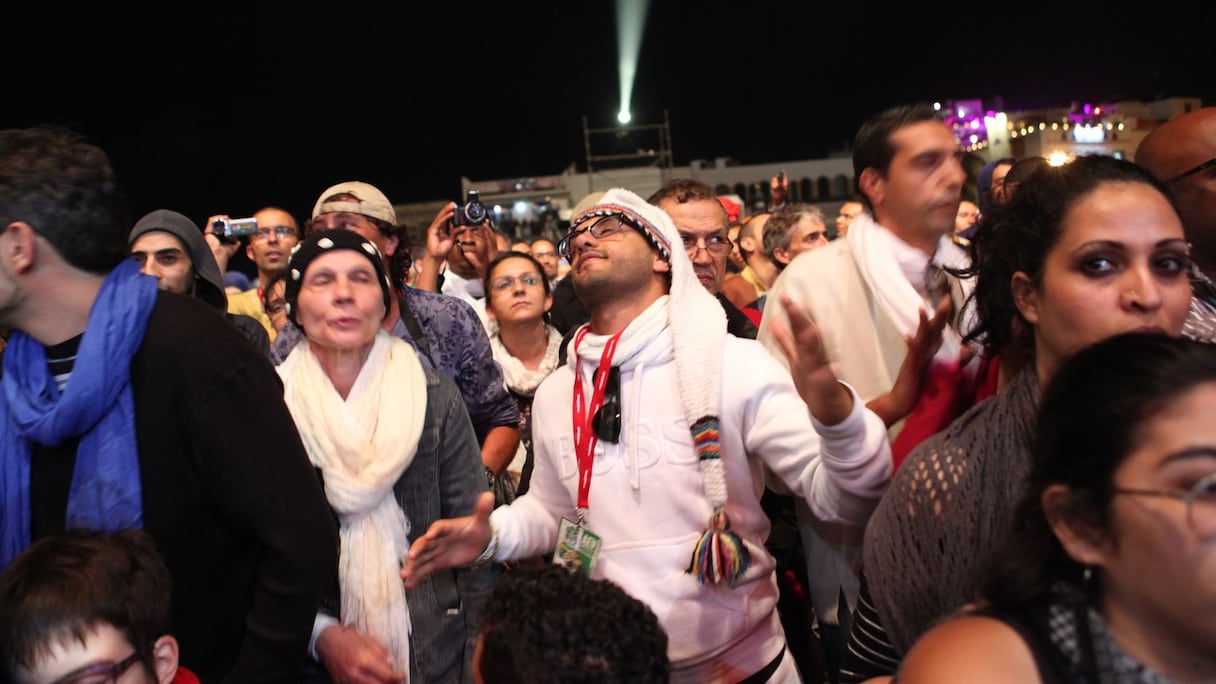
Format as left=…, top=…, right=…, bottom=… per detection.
left=554, top=516, right=602, bottom=576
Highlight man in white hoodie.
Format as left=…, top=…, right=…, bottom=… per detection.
left=403, top=188, right=894, bottom=683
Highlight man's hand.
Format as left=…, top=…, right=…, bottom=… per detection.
left=401, top=492, right=495, bottom=589
left=869, top=296, right=952, bottom=426
left=424, top=203, right=458, bottom=262
left=415, top=203, right=459, bottom=292
left=771, top=294, right=854, bottom=425
left=316, top=624, right=407, bottom=684
left=203, top=214, right=241, bottom=273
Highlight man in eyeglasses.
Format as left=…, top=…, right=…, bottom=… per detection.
left=404, top=186, right=895, bottom=683
left=211, top=206, right=301, bottom=343
left=129, top=209, right=270, bottom=356
left=1135, top=106, right=1216, bottom=342
left=647, top=178, right=759, bottom=338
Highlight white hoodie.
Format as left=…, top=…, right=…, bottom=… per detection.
left=490, top=298, right=891, bottom=682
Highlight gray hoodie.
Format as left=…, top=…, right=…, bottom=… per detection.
left=129, top=209, right=227, bottom=311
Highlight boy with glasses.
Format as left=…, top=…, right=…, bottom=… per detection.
left=0, top=528, right=199, bottom=684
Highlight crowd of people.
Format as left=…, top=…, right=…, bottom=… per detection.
left=1, top=101, right=1214, bottom=684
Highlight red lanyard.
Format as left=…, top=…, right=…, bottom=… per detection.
left=571, top=327, right=623, bottom=511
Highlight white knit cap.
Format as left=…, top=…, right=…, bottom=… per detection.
left=573, top=188, right=744, bottom=585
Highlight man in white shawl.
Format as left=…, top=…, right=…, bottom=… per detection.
left=756, top=102, right=982, bottom=679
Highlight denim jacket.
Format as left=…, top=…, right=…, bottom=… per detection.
left=310, top=369, right=498, bottom=683
left=395, top=369, right=499, bottom=682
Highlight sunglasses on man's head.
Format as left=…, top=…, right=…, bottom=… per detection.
left=592, top=366, right=621, bottom=444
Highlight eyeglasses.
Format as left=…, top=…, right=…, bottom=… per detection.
left=591, top=365, right=621, bottom=444
left=1167, top=158, right=1216, bottom=185
left=1112, top=471, right=1216, bottom=538
left=51, top=649, right=144, bottom=684
left=681, top=232, right=732, bottom=258
left=558, top=213, right=640, bottom=261
left=251, top=225, right=298, bottom=241
left=490, top=272, right=543, bottom=293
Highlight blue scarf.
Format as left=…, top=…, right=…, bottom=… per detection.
left=0, top=259, right=157, bottom=568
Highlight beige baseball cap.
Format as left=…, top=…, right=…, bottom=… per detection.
left=311, top=181, right=398, bottom=224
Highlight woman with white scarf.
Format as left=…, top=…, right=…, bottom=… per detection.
left=278, top=229, right=494, bottom=684
left=483, top=251, right=563, bottom=499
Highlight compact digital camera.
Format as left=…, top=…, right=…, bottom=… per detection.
left=211, top=217, right=259, bottom=239
left=452, top=190, right=488, bottom=227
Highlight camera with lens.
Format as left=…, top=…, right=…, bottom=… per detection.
left=452, top=190, right=488, bottom=227
left=210, top=217, right=259, bottom=240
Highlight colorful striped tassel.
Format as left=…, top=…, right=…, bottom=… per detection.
left=687, top=510, right=749, bottom=585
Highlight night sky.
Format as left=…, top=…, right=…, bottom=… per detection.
left=6, top=0, right=1213, bottom=228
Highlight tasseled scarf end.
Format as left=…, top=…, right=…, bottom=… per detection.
left=687, top=509, right=750, bottom=585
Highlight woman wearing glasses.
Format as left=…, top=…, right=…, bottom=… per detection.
left=897, top=333, right=1216, bottom=682
left=277, top=230, right=493, bottom=683
left=844, top=154, right=1195, bottom=681
left=483, top=251, right=564, bottom=501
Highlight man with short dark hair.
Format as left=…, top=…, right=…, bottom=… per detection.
left=529, top=237, right=560, bottom=286
left=0, top=124, right=338, bottom=682
left=216, top=206, right=300, bottom=342
left=646, top=178, right=759, bottom=338
left=721, top=213, right=777, bottom=313
left=414, top=201, right=498, bottom=331
left=758, top=103, right=979, bottom=681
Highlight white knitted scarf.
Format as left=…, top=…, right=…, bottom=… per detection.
left=280, top=331, right=426, bottom=671
left=572, top=188, right=737, bottom=584
left=846, top=213, right=964, bottom=361
left=491, top=323, right=564, bottom=397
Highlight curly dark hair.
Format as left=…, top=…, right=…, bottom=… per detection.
left=476, top=564, right=670, bottom=684
left=0, top=125, right=130, bottom=274
left=958, top=154, right=1178, bottom=358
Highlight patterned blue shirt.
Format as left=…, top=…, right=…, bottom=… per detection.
left=271, top=287, right=519, bottom=441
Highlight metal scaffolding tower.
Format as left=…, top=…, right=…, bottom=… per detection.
left=582, top=110, right=673, bottom=175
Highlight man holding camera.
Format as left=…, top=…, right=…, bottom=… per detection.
left=209, top=206, right=301, bottom=343
left=415, top=191, right=497, bottom=332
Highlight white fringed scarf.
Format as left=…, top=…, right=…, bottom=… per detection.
left=280, top=331, right=426, bottom=672
left=491, top=323, right=564, bottom=397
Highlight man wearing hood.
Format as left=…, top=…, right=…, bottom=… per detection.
left=130, top=209, right=269, bottom=355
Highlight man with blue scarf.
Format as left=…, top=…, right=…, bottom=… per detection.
left=0, top=125, right=339, bottom=683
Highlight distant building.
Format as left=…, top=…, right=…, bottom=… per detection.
left=394, top=95, right=1204, bottom=244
